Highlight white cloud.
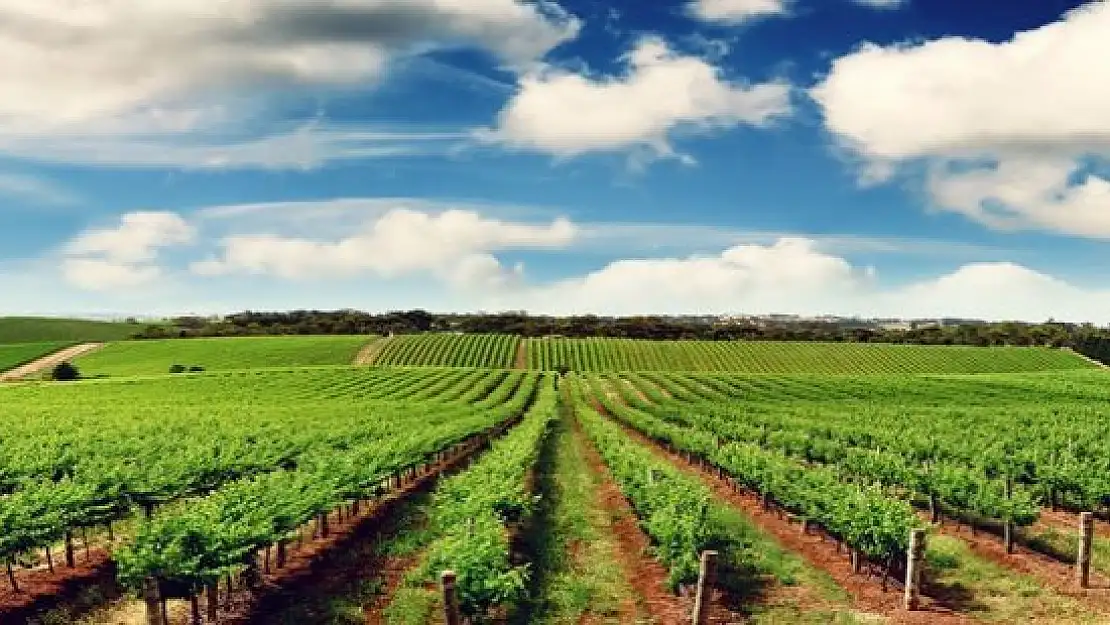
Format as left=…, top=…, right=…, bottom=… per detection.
left=502, top=238, right=871, bottom=315
left=483, top=237, right=1110, bottom=323
left=851, top=0, right=907, bottom=9
left=688, top=0, right=788, bottom=24
left=63, top=212, right=195, bottom=291
left=0, top=0, right=579, bottom=168
left=479, top=37, right=792, bottom=161
left=191, top=207, right=576, bottom=290
left=811, top=1, right=1110, bottom=239
left=0, top=172, right=76, bottom=206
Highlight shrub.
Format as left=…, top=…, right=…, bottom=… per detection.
left=189, top=366, right=206, bottom=373
left=168, top=364, right=187, bottom=374
left=51, top=361, right=80, bottom=381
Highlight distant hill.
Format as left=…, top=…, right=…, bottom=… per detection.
left=0, top=317, right=146, bottom=344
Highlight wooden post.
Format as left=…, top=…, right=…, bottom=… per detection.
left=207, top=581, right=219, bottom=622
left=441, top=570, right=460, bottom=625
left=692, top=550, right=717, bottom=625
left=190, top=592, right=202, bottom=625
left=65, top=530, right=76, bottom=567
left=142, top=577, right=163, bottom=625
left=1077, top=512, right=1094, bottom=588
left=1003, top=479, right=1015, bottom=554
left=904, top=529, right=926, bottom=611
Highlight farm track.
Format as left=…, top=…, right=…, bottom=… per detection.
left=2, top=412, right=524, bottom=625
left=0, top=342, right=103, bottom=381
left=354, top=336, right=391, bottom=365
left=585, top=398, right=971, bottom=625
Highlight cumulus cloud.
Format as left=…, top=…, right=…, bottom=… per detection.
left=63, top=212, right=195, bottom=291
left=480, top=37, right=792, bottom=161
left=191, top=207, right=576, bottom=290
left=0, top=0, right=579, bottom=167
left=482, top=237, right=1110, bottom=323
left=500, top=238, right=872, bottom=316
left=688, top=0, right=788, bottom=23
left=811, top=1, right=1110, bottom=239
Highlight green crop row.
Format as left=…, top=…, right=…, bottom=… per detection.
left=528, top=338, right=1093, bottom=375
left=375, top=333, right=520, bottom=368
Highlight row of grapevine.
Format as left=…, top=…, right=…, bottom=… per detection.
left=568, top=383, right=723, bottom=588
left=583, top=377, right=922, bottom=565
left=375, top=334, right=520, bottom=368
left=393, top=375, right=559, bottom=619
left=629, top=370, right=1110, bottom=517
left=526, top=338, right=1092, bottom=374
left=0, top=368, right=531, bottom=592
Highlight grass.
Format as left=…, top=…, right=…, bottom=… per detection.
left=526, top=413, right=636, bottom=624
left=0, top=317, right=145, bottom=344
left=0, top=341, right=72, bottom=372
left=923, top=533, right=1096, bottom=623
left=74, top=335, right=373, bottom=377
left=527, top=338, right=1095, bottom=374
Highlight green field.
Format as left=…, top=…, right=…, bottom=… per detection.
left=4, top=336, right=1110, bottom=625
left=0, top=341, right=71, bottom=373
left=73, top=335, right=372, bottom=377
left=0, top=317, right=144, bottom=344
left=527, top=337, right=1093, bottom=374
left=374, top=333, right=520, bottom=368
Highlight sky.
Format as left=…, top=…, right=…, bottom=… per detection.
left=1, top=0, right=1109, bottom=322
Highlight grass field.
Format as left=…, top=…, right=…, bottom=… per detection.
left=73, top=335, right=373, bottom=377
left=527, top=337, right=1094, bottom=374
left=374, top=333, right=520, bottom=368
left=0, top=341, right=71, bottom=373
left=0, top=317, right=144, bottom=344
left=5, top=336, right=1110, bottom=625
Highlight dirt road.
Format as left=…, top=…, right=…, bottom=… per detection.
left=0, top=342, right=104, bottom=381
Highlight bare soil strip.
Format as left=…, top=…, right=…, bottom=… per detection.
left=0, top=342, right=104, bottom=381
left=513, top=339, right=528, bottom=370
left=354, top=336, right=391, bottom=365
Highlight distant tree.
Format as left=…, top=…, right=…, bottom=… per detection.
left=169, top=364, right=187, bottom=374
left=189, top=366, right=205, bottom=373
left=51, top=361, right=80, bottom=382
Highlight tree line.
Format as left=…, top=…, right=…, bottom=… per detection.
left=130, top=310, right=1110, bottom=364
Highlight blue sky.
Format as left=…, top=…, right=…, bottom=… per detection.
left=1, top=0, right=1108, bottom=321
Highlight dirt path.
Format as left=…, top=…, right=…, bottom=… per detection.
left=0, top=342, right=104, bottom=381
left=514, top=339, right=528, bottom=370
left=354, top=336, right=391, bottom=366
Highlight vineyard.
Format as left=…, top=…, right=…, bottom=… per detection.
left=73, top=335, right=373, bottom=377
left=527, top=337, right=1095, bottom=374
left=373, top=333, right=520, bottom=368
left=0, top=341, right=72, bottom=373
left=4, top=335, right=1110, bottom=624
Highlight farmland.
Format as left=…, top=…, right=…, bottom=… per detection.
left=373, top=333, right=520, bottom=368
left=0, top=317, right=144, bottom=344
left=3, top=333, right=1110, bottom=624
left=527, top=337, right=1095, bottom=374
left=74, top=335, right=373, bottom=377
left=0, top=341, right=71, bottom=373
